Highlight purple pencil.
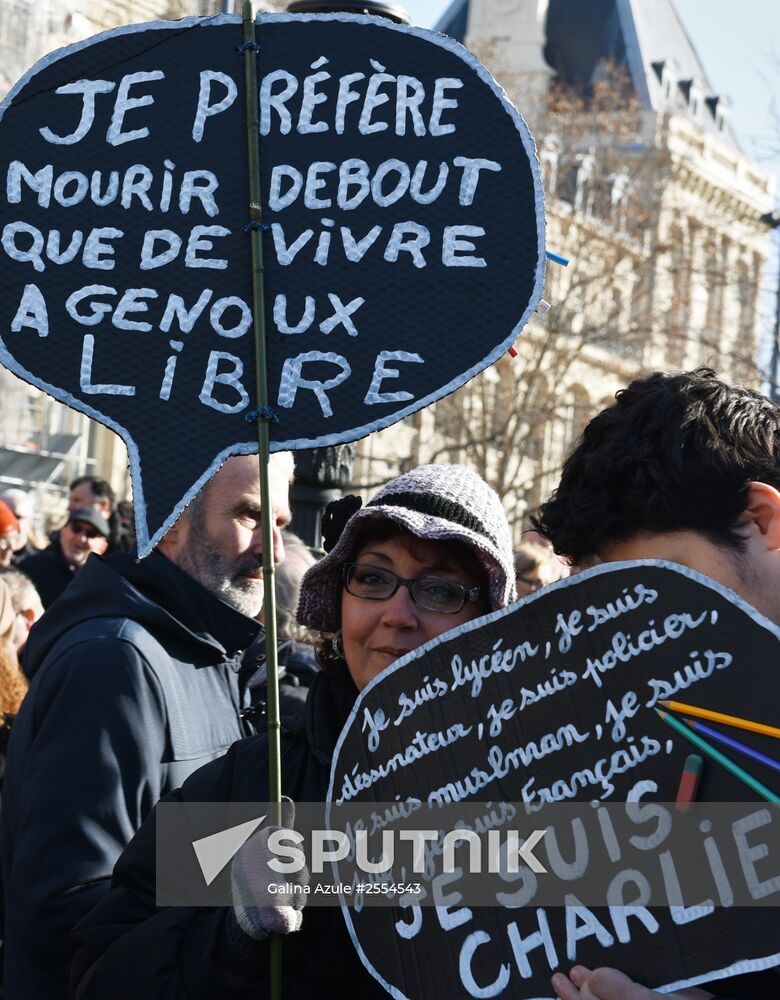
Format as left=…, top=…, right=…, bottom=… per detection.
left=684, top=717, right=780, bottom=774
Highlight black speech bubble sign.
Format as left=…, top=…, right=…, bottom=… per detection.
left=328, top=561, right=780, bottom=999
left=0, top=12, right=544, bottom=554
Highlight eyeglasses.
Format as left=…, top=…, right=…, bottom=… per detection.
left=343, top=562, right=481, bottom=615
left=516, top=574, right=543, bottom=591
left=68, top=522, right=102, bottom=539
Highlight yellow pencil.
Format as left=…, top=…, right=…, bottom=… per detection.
left=658, top=700, right=780, bottom=741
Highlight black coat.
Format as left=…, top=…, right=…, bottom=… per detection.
left=18, top=538, right=76, bottom=607
left=71, top=669, right=388, bottom=1000
left=1, top=552, right=297, bottom=1000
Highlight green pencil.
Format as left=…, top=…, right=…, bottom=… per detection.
left=655, top=709, right=780, bottom=804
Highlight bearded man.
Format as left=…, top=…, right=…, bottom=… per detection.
left=2, top=454, right=293, bottom=1000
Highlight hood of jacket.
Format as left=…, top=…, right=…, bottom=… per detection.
left=24, top=550, right=263, bottom=679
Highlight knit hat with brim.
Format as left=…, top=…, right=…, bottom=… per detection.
left=297, top=464, right=516, bottom=633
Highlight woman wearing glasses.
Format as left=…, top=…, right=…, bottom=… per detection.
left=71, top=464, right=516, bottom=999
left=73, top=465, right=734, bottom=1000
left=303, top=462, right=515, bottom=692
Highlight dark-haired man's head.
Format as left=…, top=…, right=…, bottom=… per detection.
left=68, top=476, right=116, bottom=518
left=533, top=368, right=780, bottom=624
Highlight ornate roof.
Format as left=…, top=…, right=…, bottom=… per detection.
left=435, top=0, right=739, bottom=147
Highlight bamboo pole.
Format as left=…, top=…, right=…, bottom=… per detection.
left=241, top=3, right=283, bottom=995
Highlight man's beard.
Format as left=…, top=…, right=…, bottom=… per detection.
left=177, top=530, right=263, bottom=618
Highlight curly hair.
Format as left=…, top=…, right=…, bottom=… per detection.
left=532, top=368, right=780, bottom=565
left=0, top=642, right=27, bottom=716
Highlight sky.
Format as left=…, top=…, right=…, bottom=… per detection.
left=676, top=0, right=779, bottom=180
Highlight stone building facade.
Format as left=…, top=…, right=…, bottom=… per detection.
left=0, top=0, right=183, bottom=513
left=0, top=0, right=287, bottom=517
left=353, top=0, right=776, bottom=539
left=0, top=0, right=775, bottom=533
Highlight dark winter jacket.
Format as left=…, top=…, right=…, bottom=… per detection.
left=71, top=668, right=387, bottom=1000
left=1, top=551, right=283, bottom=1000
left=11, top=538, right=41, bottom=567
left=18, top=538, right=76, bottom=607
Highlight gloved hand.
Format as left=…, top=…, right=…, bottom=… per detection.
left=230, top=798, right=309, bottom=941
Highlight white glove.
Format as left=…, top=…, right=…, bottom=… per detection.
left=230, top=800, right=309, bottom=940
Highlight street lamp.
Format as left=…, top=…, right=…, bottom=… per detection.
left=760, top=210, right=780, bottom=402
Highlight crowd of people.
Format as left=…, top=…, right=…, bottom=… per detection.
left=0, top=368, right=776, bottom=999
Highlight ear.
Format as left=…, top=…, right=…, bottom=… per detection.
left=743, top=483, right=780, bottom=550
left=156, top=511, right=189, bottom=561
left=21, top=607, right=35, bottom=631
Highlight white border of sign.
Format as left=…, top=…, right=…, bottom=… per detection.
left=0, top=11, right=546, bottom=556
left=327, top=559, right=780, bottom=998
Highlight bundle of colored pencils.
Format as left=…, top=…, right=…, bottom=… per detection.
left=656, top=700, right=780, bottom=804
